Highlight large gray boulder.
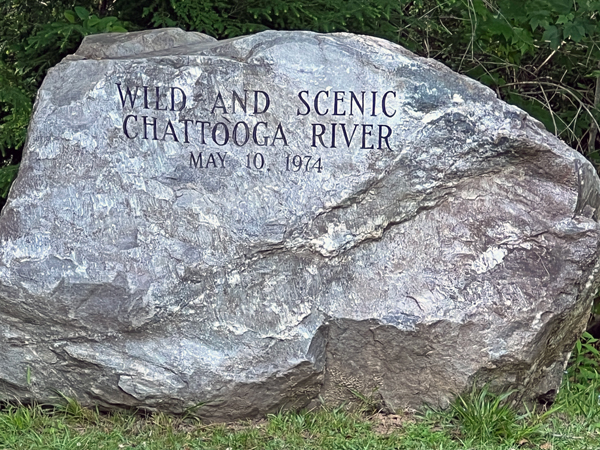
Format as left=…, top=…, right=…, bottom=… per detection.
left=1, top=28, right=599, bottom=420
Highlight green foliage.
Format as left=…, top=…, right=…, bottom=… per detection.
left=554, top=332, right=600, bottom=428
left=0, top=63, right=31, bottom=158
left=120, top=0, right=399, bottom=38
left=569, top=331, right=600, bottom=384
left=0, top=164, right=19, bottom=199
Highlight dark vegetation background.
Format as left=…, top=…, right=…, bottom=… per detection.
left=1, top=0, right=599, bottom=212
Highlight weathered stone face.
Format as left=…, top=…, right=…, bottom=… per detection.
left=1, top=28, right=600, bottom=420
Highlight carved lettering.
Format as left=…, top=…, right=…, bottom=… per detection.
left=333, top=91, right=345, bottom=116
left=350, top=91, right=365, bottom=115
left=210, top=90, right=270, bottom=115
left=233, top=122, right=250, bottom=146
left=196, top=121, right=211, bottom=145
left=190, top=152, right=227, bottom=169
left=340, top=123, right=359, bottom=147
left=123, top=115, right=138, bottom=138
left=297, top=91, right=310, bottom=116
left=117, top=83, right=186, bottom=111
left=309, top=122, right=393, bottom=149
left=155, top=86, right=168, bottom=111
left=378, top=125, right=392, bottom=150
left=142, top=116, right=158, bottom=140
left=314, top=91, right=329, bottom=116
left=312, top=124, right=327, bottom=147
left=253, top=122, right=268, bottom=146
left=181, top=119, right=194, bottom=143
left=294, top=90, right=398, bottom=117
left=190, top=151, right=202, bottom=168
left=211, top=92, right=227, bottom=114
left=212, top=122, right=229, bottom=146
left=370, top=91, right=377, bottom=116
left=232, top=90, right=247, bottom=113
left=382, top=91, right=396, bottom=118
left=362, top=124, right=374, bottom=149
left=272, top=123, right=288, bottom=146
left=170, top=87, right=187, bottom=111
left=116, top=83, right=139, bottom=108
left=162, top=119, right=179, bottom=142
left=330, top=123, right=337, bottom=148
left=115, top=82, right=398, bottom=172
left=254, top=91, right=270, bottom=114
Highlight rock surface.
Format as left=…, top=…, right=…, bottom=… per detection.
left=1, top=28, right=600, bottom=420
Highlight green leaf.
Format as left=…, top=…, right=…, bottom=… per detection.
left=588, top=151, right=600, bottom=164
left=563, top=22, right=587, bottom=42
left=98, top=17, right=117, bottom=27
left=87, top=16, right=100, bottom=27
left=110, top=26, right=128, bottom=33
left=485, top=18, right=514, bottom=40
left=74, top=6, right=89, bottom=21
left=556, top=13, right=574, bottom=25
left=529, top=17, right=549, bottom=31
left=528, top=9, right=552, bottom=31
left=547, top=0, right=573, bottom=15
left=542, top=25, right=561, bottom=49
left=578, top=367, right=599, bottom=380
left=582, top=345, right=600, bottom=357
left=582, top=332, right=596, bottom=341
left=63, top=10, right=76, bottom=24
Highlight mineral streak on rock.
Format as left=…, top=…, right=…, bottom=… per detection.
left=1, top=28, right=600, bottom=420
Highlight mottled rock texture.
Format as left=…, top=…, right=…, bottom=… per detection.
left=1, top=29, right=600, bottom=420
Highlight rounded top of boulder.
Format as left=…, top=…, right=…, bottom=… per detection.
left=74, top=28, right=217, bottom=59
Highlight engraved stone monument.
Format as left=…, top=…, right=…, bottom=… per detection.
left=1, top=28, right=600, bottom=420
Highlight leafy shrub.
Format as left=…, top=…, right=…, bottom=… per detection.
left=116, top=0, right=399, bottom=38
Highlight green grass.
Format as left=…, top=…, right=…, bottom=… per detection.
left=0, top=390, right=597, bottom=450
left=2, top=334, right=600, bottom=449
